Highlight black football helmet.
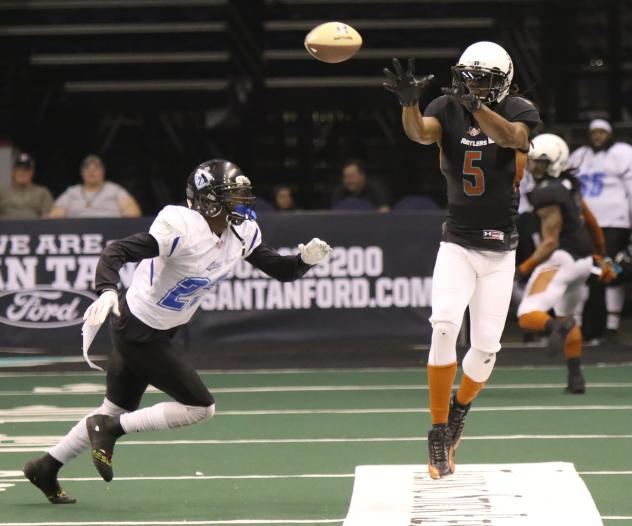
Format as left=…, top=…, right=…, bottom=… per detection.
left=185, top=159, right=256, bottom=225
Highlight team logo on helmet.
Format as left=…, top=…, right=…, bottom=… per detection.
left=235, top=175, right=251, bottom=187
left=194, top=167, right=213, bottom=189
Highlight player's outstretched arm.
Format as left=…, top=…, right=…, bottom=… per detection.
left=246, top=239, right=331, bottom=282
left=95, top=233, right=159, bottom=293
left=516, top=205, right=561, bottom=279
left=382, top=58, right=441, bottom=145
left=402, top=107, right=442, bottom=145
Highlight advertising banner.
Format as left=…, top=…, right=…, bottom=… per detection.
left=0, top=211, right=444, bottom=349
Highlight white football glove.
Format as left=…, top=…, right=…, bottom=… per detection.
left=83, top=289, right=120, bottom=326
left=298, top=238, right=332, bottom=265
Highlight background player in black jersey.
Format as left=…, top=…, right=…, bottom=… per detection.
left=516, top=134, right=616, bottom=393
left=383, top=41, right=541, bottom=479
left=22, top=160, right=332, bottom=504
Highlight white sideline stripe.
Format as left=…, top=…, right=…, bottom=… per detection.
left=2, top=405, right=632, bottom=423
left=0, top=521, right=344, bottom=526
left=2, top=470, right=631, bottom=482
left=3, top=382, right=632, bottom=397
left=1, top=362, right=631, bottom=377
left=602, top=518, right=632, bottom=521
left=3, top=435, right=632, bottom=453
left=1, top=473, right=355, bottom=483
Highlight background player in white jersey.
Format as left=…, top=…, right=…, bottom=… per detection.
left=22, top=159, right=332, bottom=504
left=383, top=42, right=540, bottom=479
left=568, top=120, right=632, bottom=341
left=516, top=134, right=614, bottom=393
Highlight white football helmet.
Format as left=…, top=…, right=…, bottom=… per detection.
left=453, top=41, right=514, bottom=104
left=528, top=133, right=569, bottom=178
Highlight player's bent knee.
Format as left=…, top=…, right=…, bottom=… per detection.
left=462, top=348, right=497, bottom=383
left=187, top=403, right=215, bottom=424
left=98, top=398, right=128, bottom=417
left=161, top=401, right=215, bottom=429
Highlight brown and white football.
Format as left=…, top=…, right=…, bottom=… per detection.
left=304, top=22, right=362, bottom=64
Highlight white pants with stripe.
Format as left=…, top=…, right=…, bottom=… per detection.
left=429, top=242, right=516, bottom=365
left=517, top=250, right=592, bottom=321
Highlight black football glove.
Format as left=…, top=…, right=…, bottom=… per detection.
left=441, top=81, right=482, bottom=113
left=382, top=58, right=434, bottom=107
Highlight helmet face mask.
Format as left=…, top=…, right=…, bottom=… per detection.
left=452, top=66, right=509, bottom=104
left=186, top=160, right=256, bottom=225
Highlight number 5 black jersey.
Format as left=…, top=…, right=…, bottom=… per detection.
left=424, top=95, right=540, bottom=251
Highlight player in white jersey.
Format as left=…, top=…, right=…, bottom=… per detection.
left=568, top=119, right=632, bottom=340
left=22, top=160, right=332, bottom=504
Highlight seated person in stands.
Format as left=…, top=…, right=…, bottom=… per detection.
left=0, top=152, right=54, bottom=219
left=49, top=155, right=141, bottom=218
left=274, top=184, right=298, bottom=212
left=331, top=159, right=390, bottom=212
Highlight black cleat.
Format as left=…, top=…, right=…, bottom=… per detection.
left=448, top=392, right=471, bottom=451
left=23, top=454, right=76, bottom=504
left=546, top=317, right=576, bottom=357
left=86, top=414, right=123, bottom=482
left=427, top=424, right=454, bottom=480
left=566, top=358, right=586, bottom=394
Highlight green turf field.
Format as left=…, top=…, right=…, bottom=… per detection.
left=1, top=364, right=631, bottom=525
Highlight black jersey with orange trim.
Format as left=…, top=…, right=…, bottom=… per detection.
left=529, top=176, right=593, bottom=259
left=424, top=95, right=540, bottom=251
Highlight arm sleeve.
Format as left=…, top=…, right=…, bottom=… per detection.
left=246, top=243, right=312, bottom=282
left=95, top=233, right=159, bottom=294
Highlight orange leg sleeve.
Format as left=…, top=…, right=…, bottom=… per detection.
left=564, top=326, right=582, bottom=359
left=427, top=362, right=457, bottom=425
left=456, top=374, right=485, bottom=406
left=518, top=311, right=551, bottom=333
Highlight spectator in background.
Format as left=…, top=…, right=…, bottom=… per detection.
left=274, top=184, right=298, bottom=212
left=331, top=159, right=390, bottom=212
left=568, top=119, right=632, bottom=342
left=0, top=152, right=54, bottom=219
left=49, top=154, right=141, bottom=218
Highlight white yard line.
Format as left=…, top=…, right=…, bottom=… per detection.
left=0, top=362, right=631, bottom=378
left=2, top=404, right=632, bottom=424
left=1, top=473, right=355, bottom=483
left=2, top=382, right=632, bottom=397
left=0, top=521, right=344, bottom=526
left=3, top=434, right=632, bottom=453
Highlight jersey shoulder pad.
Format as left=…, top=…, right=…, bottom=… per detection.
left=149, top=205, right=199, bottom=256
left=501, top=96, right=540, bottom=127
left=530, top=180, right=567, bottom=210
left=234, top=219, right=262, bottom=257
left=424, top=94, right=452, bottom=119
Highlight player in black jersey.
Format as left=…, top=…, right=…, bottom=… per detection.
left=383, top=41, right=540, bottom=479
left=517, top=134, right=616, bottom=393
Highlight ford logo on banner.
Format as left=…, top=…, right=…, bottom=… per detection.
left=0, top=288, right=97, bottom=329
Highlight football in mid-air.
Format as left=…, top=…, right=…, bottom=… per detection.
left=304, top=22, right=362, bottom=64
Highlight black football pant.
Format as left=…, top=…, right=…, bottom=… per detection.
left=105, top=295, right=214, bottom=412
left=581, top=227, right=630, bottom=339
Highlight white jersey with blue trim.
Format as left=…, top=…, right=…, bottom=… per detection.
left=567, top=142, right=632, bottom=228
left=126, top=205, right=261, bottom=330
